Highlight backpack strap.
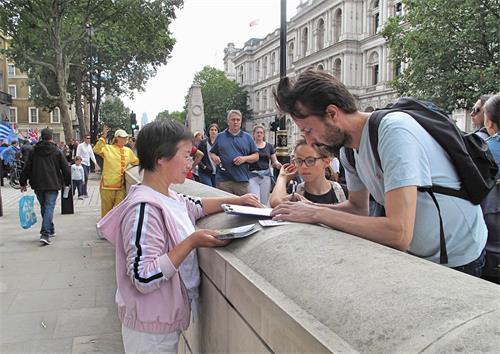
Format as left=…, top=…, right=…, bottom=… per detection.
left=367, top=109, right=449, bottom=264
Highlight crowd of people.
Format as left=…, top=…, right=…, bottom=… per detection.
left=7, top=68, right=499, bottom=353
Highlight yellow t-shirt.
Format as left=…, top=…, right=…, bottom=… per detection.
left=93, top=138, right=139, bottom=190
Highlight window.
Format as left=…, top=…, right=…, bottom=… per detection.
left=370, top=0, right=380, bottom=35
left=302, top=27, right=308, bottom=57
left=334, top=58, right=342, bottom=80
left=7, top=64, right=15, bottom=77
left=374, top=13, right=380, bottom=33
left=271, top=52, right=276, bottom=75
left=238, top=66, right=244, bottom=84
left=256, top=60, right=260, bottom=81
left=317, top=19, right=325, bottom=50
left=373, top=64, right=379, bottom=85
left=29, top=107, right=38, bottom=123
left=317, top=64, right=324, bottom=70
left=51, top=107, right=61, bottom=123
left=8, top=85, right=16, bottom=98
left=53, top=133, right=61, bottom=144
left=263, top=88, right=268, bottom=111
left=394, top=62, right=402, bottom=78
left=287, top=42, right=294, bottom=69
left=263, top=56, right=268, bottom=78
left=368, top=52, right=380, bottom=85
left=9, top=107, right=17, bottom=123
left=334, top=9, right=342, bottom=43
left=395, top=2, right=403, bottom=16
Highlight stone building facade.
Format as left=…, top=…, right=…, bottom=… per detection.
left=223, top=0, right=471, bottom=146
left=0, top=32, right=78, bottom=143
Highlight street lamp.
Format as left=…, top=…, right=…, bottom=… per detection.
left=276, top=0, right=289, bottom=165
left=85, top=23, right=95, bottom=142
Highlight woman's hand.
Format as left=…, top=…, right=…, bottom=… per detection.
left=238, top=193, right=265, bottom=208
left=284, top=192, right=307, bottom=202
left=278, top=163, right=297, bottom=182
left=188, top=229, right=230, bottom=248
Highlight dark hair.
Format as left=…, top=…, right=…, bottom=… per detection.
left=208, top=123, right=219, bottom=132
left=40, top=128, right=53, bottom=141
left=484, top=94, right=500, bottom=127
left=136, top=119, right=192, bottom=172
left=273, top=68, right=358, bottom=119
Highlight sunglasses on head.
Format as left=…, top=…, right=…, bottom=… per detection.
left=471, top=106, right=481, bottom=114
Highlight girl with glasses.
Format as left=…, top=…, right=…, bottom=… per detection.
left=269, top=139, right=345, bottom=207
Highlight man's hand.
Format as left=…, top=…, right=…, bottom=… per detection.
left=101, top=125, right=109, bottom=139
left=20, top=186, right=27, bottom=192
left=271, top=201, right=322, bottom=223
left=211, top=153, right=221, bottom=165
left=233, top=155, right=246, bottom=166
left=238, top=193, right=265, bottom=208
left=188, top=229, right=230, bottom=248
left=284, top=193, right=307, bottom=203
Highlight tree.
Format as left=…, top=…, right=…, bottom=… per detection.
left=0, top=0, right=182, bottom=142
left=191, top=66, right=251, bottom=130
left=156, top=110, right=186, bottom=124
left=382, top=0, right=500, bottom=111
left=99, top=97, right=131, bottom=134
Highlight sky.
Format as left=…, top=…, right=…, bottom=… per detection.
left=122, top=0, right=301, bottom=124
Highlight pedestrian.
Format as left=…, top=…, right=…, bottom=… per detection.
left=248, top=124, right=282, bottom=205
left=20, top=139, right=33, bottom=163
left=97, top=119, right=263, bottom=354
left=270, top=69, right=487, bottom=276
left=76, top=134, right=100, bottom=198
left=481, top=94, right=500, bottom=283
left=20, top=128, right=71, bottom=245
left=197, top=123, right=219, bottom=187
left=93, top=126, right=139, bottom=217
left=269, top=139, right=345, bottom=207
left=210, top=110, right=259, bottom=196
left=71, top=156, right=85, bottom=200
left=191, top=131, right=204, bottom=181
left=471, top=95, right=493, bottom=140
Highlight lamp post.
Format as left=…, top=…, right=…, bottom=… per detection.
left=85, top=23, right=95, bottom=143
left=276, top=0, right=289, bottom=165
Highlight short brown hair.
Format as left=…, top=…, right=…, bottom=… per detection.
left=273, top=68, right=358, bottom=119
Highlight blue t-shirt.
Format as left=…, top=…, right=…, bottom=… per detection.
left=340, top=112, right=487, bottom=267
left=210, top=129, right=258, bottom=183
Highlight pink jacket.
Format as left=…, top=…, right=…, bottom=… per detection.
left=97, top=184, right=205, bottom=333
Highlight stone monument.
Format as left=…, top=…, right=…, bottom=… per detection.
left=185, top=84, right=205, bottom=134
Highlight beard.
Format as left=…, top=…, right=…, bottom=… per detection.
left=315, top=123, right=350, bottom=156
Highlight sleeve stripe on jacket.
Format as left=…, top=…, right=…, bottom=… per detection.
left=133, top=203, right=164, bottom=283
left=181, top=194, right=202, bottom=206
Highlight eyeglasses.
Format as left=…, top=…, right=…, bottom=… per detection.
left=291, top=156, right=323, bottom=167
left=85, top=137, right=91, bottom=139
left=471, top=106, right=482, bottom=114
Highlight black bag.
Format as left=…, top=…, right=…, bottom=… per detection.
left=344, top=97, right=498, bottom=264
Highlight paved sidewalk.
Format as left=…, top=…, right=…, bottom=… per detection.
left=0, top=177, right=124, bottom=353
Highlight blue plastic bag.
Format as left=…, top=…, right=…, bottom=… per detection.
left=19, top=194, right=37, bottom=229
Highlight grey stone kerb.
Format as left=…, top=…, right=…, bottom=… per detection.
left=125, top=167, right=500, bottom=353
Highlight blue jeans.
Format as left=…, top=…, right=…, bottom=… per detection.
left=198, top=172, right=216, bottom=187
left=72, top=180, right=83, bottom=197
left=35, top=190, right=58, bottom=236
left=452, top=249, right=486, bottom=278
left=82, top=164, right=90, bottom=196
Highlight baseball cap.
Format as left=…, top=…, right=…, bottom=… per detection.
left=114, top=129, right=129, bottom=138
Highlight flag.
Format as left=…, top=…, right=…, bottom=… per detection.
left=249, top=19, right=260, bottom=27
left=28, top=128, right=39, bottom=143
left=0, top=122, right=13, bottom=142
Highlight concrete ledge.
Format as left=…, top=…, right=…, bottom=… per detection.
left=126, top=167, right=500, bottom=353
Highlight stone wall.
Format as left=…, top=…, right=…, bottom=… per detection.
left=126, top=168, right=500, bottom=353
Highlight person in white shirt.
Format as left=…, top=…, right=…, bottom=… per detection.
left=76, top=135, right=100, bottom=198
left=71, top=156, right=85, bottom=199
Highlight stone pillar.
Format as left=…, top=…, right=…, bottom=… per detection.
left=185, top=85, right=206, bottom=134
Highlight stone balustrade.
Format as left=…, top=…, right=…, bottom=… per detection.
left=126, top=167, right=500, bottom=353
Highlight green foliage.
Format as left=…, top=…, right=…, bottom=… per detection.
left=156, top=110, right=186, bottom=124
left=100, top=97, right=131, bottom=133
left=191, top=66, right=252, bottom=130
left=381, top=0, right=500, bottom=111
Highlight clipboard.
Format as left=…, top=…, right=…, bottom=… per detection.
left=221, top=204, right=273, bottom=218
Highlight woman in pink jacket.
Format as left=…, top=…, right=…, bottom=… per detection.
left=98, top=119, right=262, bottom=353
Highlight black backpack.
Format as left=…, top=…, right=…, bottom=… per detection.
left=344, top=97, right=498, bottom=264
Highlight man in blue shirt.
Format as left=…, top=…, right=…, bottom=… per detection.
left=210, top=110, right=259, bottom=196
left=270, top=69, right=487, bottom=277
